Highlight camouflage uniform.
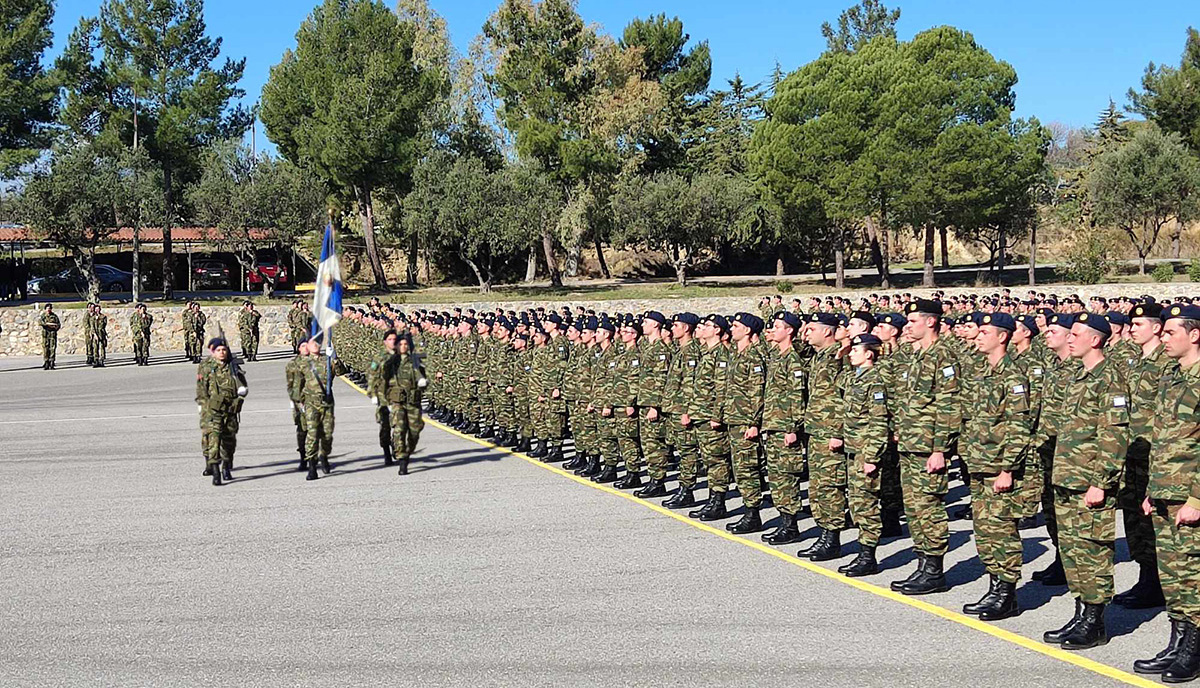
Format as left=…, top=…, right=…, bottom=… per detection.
left=664, top=338, right=703, bottom=488
left=723, top=341, right=767, bottom=509
left=532, top=339, right=568, bottom=449
left=598, top=341, right=640, bottom=470
left=637, top=336, right=673, bottom=481
left=1035, top=352, right=1080, bottom=547
left=762, top=345, right=807, bottom=516
left=690, top=341, right=733, bottom=495
left=39, top=310, right=59, bottom=367
left=381, top=351, right=425, bottom=462
left=841, top=363, right=890, bottom=546
left=806, top=344, right=847, bottom=532
left=367, top=343, right=394, bottom=457
left=285, top=353, right=308, bottom=460
left=1119, top=343, right=1170, bottom=571
left=237, top=308, right=262, bottom=360
left=293, top=355, right=348, bottom=466
left=197, top=357, right=244, bottom=468
left=92, top=311, right=108, bottom=365
left=1052, top=357, right=1130, bottom=604
left=130, top=311, right=153, bottom=363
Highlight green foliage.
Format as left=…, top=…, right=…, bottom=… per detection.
left=1188, top=259, right=1200, bottom=282
left=1128, top=27, right=1200, bottom=153
left=0, top=0, right=56, bottom=173
left=773, top=279, right=794, bottom=293
left=1057, top=233, right=1116, bottom=285
left=1152, top=261, right=1176, bottom=283
left=821, top=0, right=900, bottom=54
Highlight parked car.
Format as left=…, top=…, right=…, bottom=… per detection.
left=246, top=259, right=289, bottom=288
left=191, top=259, right=232, bottom=290
left=27, top=264, right=134, bottom=295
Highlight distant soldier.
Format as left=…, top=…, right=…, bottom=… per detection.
left=129, top=303, right=153, bottom=366
left=84, top=303, right=96, bottom=365
left=91, top=304, right=108, bottom=368
left=287, top=300, right=305, bottom=353
left=381, top=332, right=427, bottom=476
left=192, top=304, right=208, bottom=363
left=195, top=338, right=247, bottom=486
left=39, top=303, right=60, bottom=370
left=182, top=303, right=197, bottom=362
left=237, top=301, right=262, bottom=361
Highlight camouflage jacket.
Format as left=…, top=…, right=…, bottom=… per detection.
left=956, top=345, right=986, bottom=422
left=129, top=312, right=153, bottom=337
left=198, top=358, right=244, bottom=416
left=1052, top=356, right=1131, bottom=492
left=293, top=356, right=348, bottom=408
left=762, top=344, right=807, bottom=433
left=39, top=312, right=60, bottom=335
left=237, top=309, right=261, bottom=334
left=366, top=347, right=393, bottom=399
left=592, top=343, right=622, bottom=408
left=1149, top=359, right=1200, bottom=507
left=531, top=343, right=566, bottom=411
left=805, top=344, right=844, bottom=440
left=894, top=336, right=961, bottom=455
left=840, top=364, right=890, bottom=460
left=1012, top=345, right=1048, bottom=433
left=961, top=353, right=1031, bottom=475
left=92, top=313, right=108, bottom=341
left=381, top=352, right=424, bottom=406
left=722, top=340, right=767, bottom=426
left=1036, top=353, right=1081, bottom=442
left=637, top=338, right=673, bottom=409
left=1122, top=343, right=1170, bottom=444
left=689, top=342, right=731, bottom=423
left=285, top=355, right=306, bottom=404
left=664, top=338, right=702, bottom=416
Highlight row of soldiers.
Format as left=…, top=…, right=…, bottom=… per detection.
left=328, top=293, right=1200, bottom=684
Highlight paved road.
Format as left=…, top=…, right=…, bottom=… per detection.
left=0, top=352, right=1168, bottom=687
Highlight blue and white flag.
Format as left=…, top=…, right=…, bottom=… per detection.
left=311, top=224, right=343, bottom=339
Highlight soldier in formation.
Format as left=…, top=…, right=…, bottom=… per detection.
left=130, top=303, right=153, bottom=365
left=238, top=301, right=262, bottom=361
left=39, top=303, right=59, bottom=369
left=195, top=337, right=247, bottom=486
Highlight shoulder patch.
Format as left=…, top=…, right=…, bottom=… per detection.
left=718, top=361, right=728, bottom=368
left=753, top=365, right=762, bottom=373
left=1113, top=395, right=1127, bottom=408
left=942, top=366, right=955, bottom=378
left=1032, top=367, right=1043, bottom=376
left=1012, top=384, right=1026, bottom=395
left=873, top=391, right=886, bottom=401
left=794, top=370, right=803, bottom=378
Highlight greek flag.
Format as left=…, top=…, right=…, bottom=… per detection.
left=311, top=224, right=343, bottom=339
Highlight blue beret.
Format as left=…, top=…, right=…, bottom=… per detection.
left=1076, top=311, right=1112, bottom=336
left=1164, top=304, right=1200, bottom=321
left=673, top=312, right=700, bottom=327
left=875, top=313, right=906, bottom=330
left=906, top=299, right=944, bottom=316
left=1048, top=313, right=1076, bottom=329
left=836, top=314, right=849, bottom=327
left=1131, top=303, right=1164, bottom=319
left=208, top=337, right=228, bottom=349
left=979, top=312, right=1016, bottom=331
left=1105, top=312, right=1130, bottom=326
left=463, top=317, right=478, bottom=326
left=597, top=318, right=616, bottom=333
left=1015, top=315, right=1039, bottom=336
left=810, top=312, right=839, bottom=328
left=774, top=311, right=802, bottom=329
left=731, top=312, right=764, bottom=334
left=583, top=316, right=599, bottom=331
left=705, top=314, right=730, bottom=333
left=850, top=333, right=883, bottom=348
left=643, top=310, right=668, bottom=326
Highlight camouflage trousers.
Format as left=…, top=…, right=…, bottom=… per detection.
left=304, top=403, right=335, bottom=463
left=599, top=412, right=640, bottom=469
left=478, top=385, right=497, bottom=426
left=494, top=390, right=517, bottom=431
left=290, top=328, right=306, bottom=353
left=201, top=411, right=238, bottom=467
left=388, top=403, right=423, bottom=459
left=515, top=397, right=534, bottom=439
left=185, top=333, right=201, bottom=359
left=133, top=334, right=150, bottom=361
left=1054, top=486, right=1116, bottom=604
left=696, top=425, right=732, bottom=494
left=376, top=406, right=392, bottom=450
left=764, top=431, right=805, bottom=517
left=570, top=402, right=597, bottom=455
left=728, top=425, right=765, bottom=509
left=808, top=438, right=848, bottom=532
left=970, top=473, right=1024, bottom=583
left=240, top=332, right=259, bottom=359
left=639, top=409, right=672, bottom=480
left=666, top=416, right=701, bottom=488
left=881, top=443, right=902, bottom=514
left=1153, top=500, right=1200, bottom=626
left=899, top=452, right=950, bottom=556
left=535, top=399, right=566, bottom=444
left=847, top=453, right=883, bottom=547
left=1119, top=441, right=1156, bottom=568
left=88, top=336, right=106, bottom=364
left=292, top=405, right=307, bottom=457
left=1037, top=437, right=1059, bottom=546
left=42, top=333, right=56, bottom=366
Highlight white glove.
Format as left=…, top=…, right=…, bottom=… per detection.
left=236, top=386, right=248, bottom=397
left=289, top=401, right=294, bottom=410
left=417, top=377, right=428, bottom=389
left=197, top=404, right=203, bottom=414
left=372, top=397, right=380, bottom=406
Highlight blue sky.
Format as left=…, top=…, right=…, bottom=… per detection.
left=50, top=0, right=1198, bottom=147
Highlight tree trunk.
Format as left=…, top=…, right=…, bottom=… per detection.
left=524, top=245, right=538, bottom=282
left=672, top=245, right=688, bottom=286
left=406, top=231, right=419, bottom=286
left=542, top=229, right=561, bottom=287
left=775, top=245, right=785, bottom=277
left=939, top=225, right=949, bottom=268
left=358, top=184, right=388, bottom=289
left=834, top=228, right=845, bottom=289
left=162, top=167, right=174, bottom=299
left=594, top=233, right=611, bottom=279
left=464, top=256, right=490, bottom=293
left=923, top=224, right=936, bottom=288
left=865, top=216, right=890, bottom=289
left=1172, top=220, right=1182, bottom=259
left=997, top=225, right=1007, bottom=276
left=1139, top=253, right=1147, bottom=276
left=74, top=249, right=100, bottom=303
left=131, top=226, right=141, bottom=302
left=1028, top=223, right=1037, bottom=286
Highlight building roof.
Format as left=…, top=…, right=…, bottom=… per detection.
left=0, top=226, right=272, bottom=242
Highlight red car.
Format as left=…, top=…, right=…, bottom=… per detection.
left=246, top=260, right=289, bottom=287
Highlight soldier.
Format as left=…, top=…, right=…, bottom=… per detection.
left=800, top=312, right=847, bottom=560
left=835, top=333, right=890, bottom=576
left=293, top=339, right=348, bottom=481
left=723, top=313, right=768, bottom=533
left=190, top=303, right=208, bottom=364
left=91, top=304, right=108, bottom=368
left=39, top=303, right=60, bottom=370
left=890, top=299, right=959, bottom=596
left=380, top=332, right=427, bottom=476
left=130, top=303, right=153, bottom=366
left=960, top=313, right=1031, bottom=621
left=760, top=311, right=808, bottom=545
left=84, top=303, right=96, bottom=366
left=238, top=301, right=262, bottom=361
left=572, top=319, right=605, bottom=476
left=595, top=317, right=641, bottom=485
left=1043, top=312, right=1129, bottom=650
left=688, top=315, right=734, bottom=521
left=491, top=320, right=519, bottom=448
left=195, top=338, right=247, bottom=486
left=662, top=313, right=704, bottom=508
left=182, top=303, right=197, bottom=362
left=1115, top=301, right=1169, bottom=609
left=368, top=330, right=400, bottom=465
left=285, top=342, right=309, bottom=471
left=631, top=311, right=673, bottom=496
left=1135, top=304, right=1200, bottom=681
left=533, top=323, right=570, bottom=463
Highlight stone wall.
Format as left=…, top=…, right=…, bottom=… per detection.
left=0, top=305, right=295, bottom=357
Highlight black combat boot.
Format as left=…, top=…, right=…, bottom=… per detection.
left=763, top=513, right=803, bottom=545
left=1060, top=602, right=1108, bottom=650
left=1033, top=555, right=1066, bottom=585
left=838, top=545, right=879, bottom=577
left=662, top=485, right=696, bottom=509
left=543, top=445, right=565, bottom=463
left=1135, top=619, right=1190, bottom=674
left=634, top=478, right=668, bottom=499
left=579, top=454, right=602, bottom=478
left=1164, top=622, right=1200, bottom=683
left=563, top=451, right=587, bottom=471
left=799, top=528, right=841, bottom=562
left=202, top=465, right=213, bottom=476
left=882, top=509, right=903, bottom=538
left=383, top=444, right=394, bottom=466
left=697, top=491, right=729, bottom=521
left=1044, top=599, right=1085, bottom=644
left=528, top=440, right=548, bottom=459
left=495, top=430, right=515, bottom=448
left=593, top=464, right=619, bottom=484
left=320, top=456, right=331, bottom=474
left=963, top=576, right=1001, bottom=615
left=978, top=580, right=1019, bottom=621
left=727, top=507, right=763, bottom=534
left=478, top=425, right=495, bottom=440
left=397, top=457, right=409, bottom=476
left=212, top=466, right=222, bottom=486
left=688, top=491, right=718, bottom=519
left=298, top=458, right=308, bottom=472
left=1114, top=563, right=1166, bottom=609
left=516, top=436, right=532, bottom=454
left=900, top=554, right=948, bottom=595
left=306, top=462, right=319, bottom=481
left=614, top=470, right=642, bottom=490
left=891, top=553, right=926, bottom=591
left=221, top=460, right=233, bottom=482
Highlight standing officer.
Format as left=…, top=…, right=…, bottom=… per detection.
left=596, top=317, right=642, bottom=485
left=190, top=303, right=208, bottom=364
left=800, top=312, right=847, bottom=560
left=688, top=315, right=734, bottom=521
left=238, top=301, right=262, bottom=361
left=382, top=332, right=427, bottom=476
left=39, top=303, right=60, bottom=370
left=662, top=313, right=703, bottom=508
left=632, top=311, right=673, bottom=496
left=1136, top=304, right=1200, bottom=681
left=182, top=303, right=197, bottom=362
left=760, top=311, right=808, bottom=545
left=1043, top=312, right=1129, bottom=650
left=130, top=303, right=153, bottom=366
left=723, top=313, right=768, bottom=533
left=369, top=330, right=399, bottom=465
left=960, top=313, right=1031, bottom=621
left=891, top=299, right=960, bottom=596
left=92, top=304, right=108, bottom=367
left=196, top=338, right=247, bottom=486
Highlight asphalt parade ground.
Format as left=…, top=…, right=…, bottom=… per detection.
left=0, top=351, right=1175, bottom=687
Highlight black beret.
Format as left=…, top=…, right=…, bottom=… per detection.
left=906, top=299, right=943, bottom=316
left=774, top=311, right=802, bottom=329
left=597, top=318, right=616, bottom=333
left=979, top=312, right=1016, bottom=331
left=1015, top=315, right=1039, bottom=336
left=673, top=312, right=700, bottom=327
left=810, top=312, right=839, bottom=328
left=731, top=312, right=764, bottom=334
left=849, top=311, right=877, bottom=328
left=208, top=337, right=228, bottom=349
left=1105, top=312, right=1130, bottom=326
left=875, top=313, right=906, bottom=330
left=1048, top=313, right=1076, bottom=329
left=583, top=316, right=599, bottom=331
left=1131, top=303, right=1164, bottom=319
left=705, top=314, right=730, bottom=333
left=850, top=333, right=883, bottom=348
left=1076, top=312, right=1112, bottom=336
left=643, top=310, right=668, bottom=326
left=1164, top=304, right=1200, bottom=321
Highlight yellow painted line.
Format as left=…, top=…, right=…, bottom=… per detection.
left=339, top=375, right=1157, bottom=688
